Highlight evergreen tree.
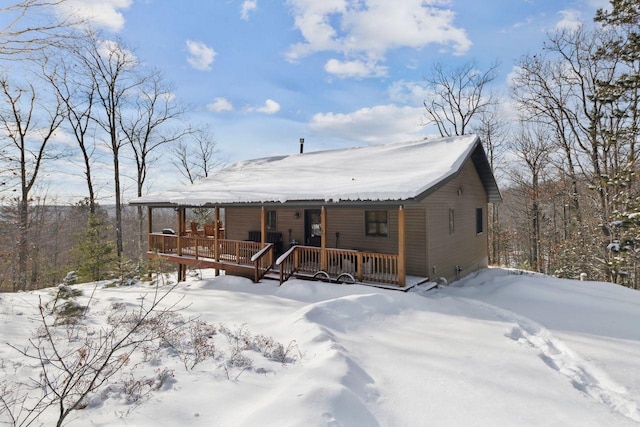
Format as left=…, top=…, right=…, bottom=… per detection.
left=595, top=1, right=640, bottom=287
left=72, top=211, right=117, bottom=283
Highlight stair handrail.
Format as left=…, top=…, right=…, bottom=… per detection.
left=252, top=243, right=274, bottom=282
left=276, top=245, right=299, bottom=285
left=251, top=242, right=274, bottom=262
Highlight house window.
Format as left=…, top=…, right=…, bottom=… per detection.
left=267, top=210, right=277, bottom=231
left=449, top=208, right=455, bottom=234
left=365, top=210, right=388, bottom=237
left=476, top=207, right=483, bottom=234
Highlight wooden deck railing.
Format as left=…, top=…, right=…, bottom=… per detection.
left=276, top=245, right=401, bottom=286
left=149, top=233, right=179, bottom=254
left=149, top=233, right=273, bottom=282
left=149, top=234, right=402, bottom=286
left=149, top=233, right=267, bottom=268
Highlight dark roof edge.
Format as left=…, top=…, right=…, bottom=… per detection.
left=130, top=199, right=417, bottom=209
left=471, top=140, right=503, bottom=203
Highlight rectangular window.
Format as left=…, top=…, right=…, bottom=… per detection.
left=267, top=210, right=277, bottom=231
left=449, top=208, right=455, bottom=234
left=365, top=210, right=388, bottom=237
left=476, top=207, right=483, bottom=234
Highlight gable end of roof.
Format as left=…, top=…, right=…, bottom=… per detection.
left=414, top=137, right=502, bottom=203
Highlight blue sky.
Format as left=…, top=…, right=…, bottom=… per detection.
left=60, top=0, right=607, bottom=161
left=11, top=0, right=609, bottom=202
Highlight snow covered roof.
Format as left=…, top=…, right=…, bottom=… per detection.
left=133, top=134, right=501, bottom=207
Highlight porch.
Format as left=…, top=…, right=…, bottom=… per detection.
left=147, top=233, right=410, bottom=288
left=145, top=204, right=418, bottom=289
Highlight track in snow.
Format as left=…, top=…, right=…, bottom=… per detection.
left=458, top=296, right=640, bottom=423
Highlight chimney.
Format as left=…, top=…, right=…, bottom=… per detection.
left=299, top=137, right=304, bottom=154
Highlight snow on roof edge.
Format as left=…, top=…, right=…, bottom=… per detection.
left=132, top=135, right=488, bottom=207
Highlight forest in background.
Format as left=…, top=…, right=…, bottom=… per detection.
left=0, top=0, right=638, bottom=291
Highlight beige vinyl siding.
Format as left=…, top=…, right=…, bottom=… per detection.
left=225, top=207, right=261, bottom=240
left=324, top=208, right=399, bottom=254
left=226, top=207, right=403, bottom=254
left=423, top=159, right=488, bottom=282
left=404, top=206, right=427, bottom=277
left=274, top=208, right=305, bottom=245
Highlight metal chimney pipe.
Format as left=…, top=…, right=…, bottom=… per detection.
left=299, top=138, right=304, bottom=154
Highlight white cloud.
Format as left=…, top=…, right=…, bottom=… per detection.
left=510, top=16, right=535, bottom=30
left=324, top=58, right=387, bottom=79
left=186, top=40, right=216, bottom=71
left=556, top=9, right=583, bottom=30
left=388, top=80, right=430, bottom=105
left=285, top=0, right=471, bottom=78
left=241, top=0, right=258, bottom=20
left=97, top=39, right=138, bottom=67
left=310, top=104, right=425, bottom=143
left=55, top=0, right=132, bottom=32
left=250, top=99, right=281, bottom=115
left=207, top=97, right=234, bottom=112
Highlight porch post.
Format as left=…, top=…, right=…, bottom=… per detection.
left=147, top=207, right=153, bottom=235
left=176, top=207, right=184, bottom=282
left=398, top=205, right=406, bottom=287
left=181, top=208, right=187, bottom=282
left=320, top=206, right=327, bottom=270
left=214, top=207, right=220, bottom=276
left=260, top=207, right=267, bottom=246
left=147, top=207, right=153, bottom=279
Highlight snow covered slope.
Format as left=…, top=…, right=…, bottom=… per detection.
left=1, top=268, right=639, bottom=426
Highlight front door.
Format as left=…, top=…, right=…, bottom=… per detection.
left=305, top=209, right=322, bottom=247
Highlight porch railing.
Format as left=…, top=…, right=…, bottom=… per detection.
left=276, top=245, right=401, bottom=286
left=149, top=233, right=269, bottom=270
left=149, top=234, right=401, bottom=286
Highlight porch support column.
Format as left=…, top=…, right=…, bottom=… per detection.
left=398, top=205, right=406, bottom=287
left=147, top=207, right=153, bottom=278
left=320, top=206, right=327, bottom=270
left=214, top=207, right=220, bottom=276
left=260, top=207, right=267, bottom=246
left=147, top=207, right=153, bottom=235
left=176, top=207, right=186, bottom=282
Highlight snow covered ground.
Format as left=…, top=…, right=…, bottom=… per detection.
left=1, top=268, right=639, bottom=426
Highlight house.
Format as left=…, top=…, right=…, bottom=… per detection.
left=131, top=134, right=501, bottom=288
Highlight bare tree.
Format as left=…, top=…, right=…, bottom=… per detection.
left=423, top=60, right=500, bottom=137
left=473, top=107, right=508, bottom=265
left=76, top=32, right=142, bottom=259
left=45, top=58, right=98, bottom=214
left=511, top=25, right=634, bottom=281
left=172, top=126, right=221, bottom=184
left=0, top=76, right=64, bottom=291
left=119, top=71, right=187, bottom=262
left=0, top=0, right=77, bottom=60
left=509, top=123, right=554, bottom=272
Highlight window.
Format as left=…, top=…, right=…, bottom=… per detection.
left=266, top=210, right=277, bottom=231
left=365, top=210, right=388, bottom=237
left=449, top=208, right=455, bottom=234
left=476, top=207, right=483, bottom=234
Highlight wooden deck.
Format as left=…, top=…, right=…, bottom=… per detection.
left=148, top=233, right=274, bottom=282
left=148, top=233, right=412, bottom=288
